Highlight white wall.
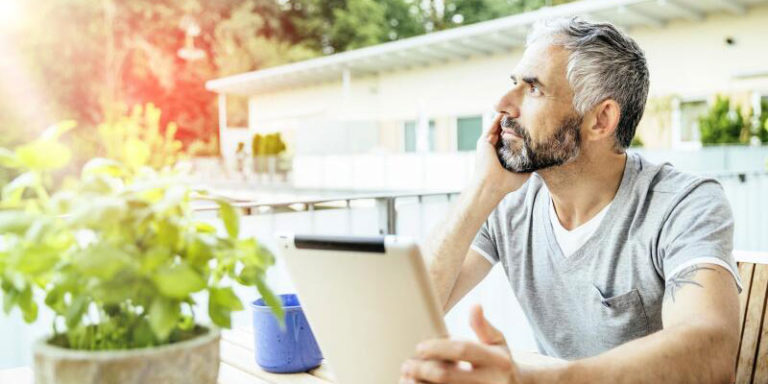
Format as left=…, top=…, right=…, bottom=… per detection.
left=632, top=6, right=768, bottom=98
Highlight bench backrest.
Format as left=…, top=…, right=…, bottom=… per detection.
left=735, top=251, right=768, bottom=384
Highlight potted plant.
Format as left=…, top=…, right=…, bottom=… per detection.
left=698, top=95, right=749, bottom=145
left=251, top=133, right=287, bottom=182
left=0, top=123, right=283, bottom=384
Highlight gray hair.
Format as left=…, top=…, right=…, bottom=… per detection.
left=527, top=17, right=650, bottom=150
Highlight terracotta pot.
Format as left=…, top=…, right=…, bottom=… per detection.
left=33, top=327, right=220, bottom=384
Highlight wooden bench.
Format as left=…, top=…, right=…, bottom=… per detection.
left=735, top=251, right=768, bottom=383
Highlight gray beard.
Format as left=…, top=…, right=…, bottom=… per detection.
left=496, top=115, right=583, bottom=173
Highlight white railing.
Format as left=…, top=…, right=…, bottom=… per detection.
left=288, top=147, right=768, bottom=191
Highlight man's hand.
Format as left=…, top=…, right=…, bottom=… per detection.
left=400, top=305, right=523, bottom=384
left=473, top=114, right=530, bottom=195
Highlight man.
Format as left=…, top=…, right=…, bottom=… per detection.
left=400, top=17, right=741, bottom=384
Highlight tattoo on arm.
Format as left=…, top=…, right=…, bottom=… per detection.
left=664, top=265, right=715, bottom=303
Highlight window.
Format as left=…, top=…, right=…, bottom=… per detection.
left=672, top=98, right=706, bottom=148
left=404, top=120, right=435, bottom=152
left=457, top=116, right=482, bottom=151
left=679, top=100, right=707, bottom=142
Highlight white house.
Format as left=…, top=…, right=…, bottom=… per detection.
left=207, top=0, right=768, bottom=190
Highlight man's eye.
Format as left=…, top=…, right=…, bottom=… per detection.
left=529, top=84, right=541, bottom=96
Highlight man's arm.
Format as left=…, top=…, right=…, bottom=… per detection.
left=533, top=263, right=739, bottom=384
left=423, top=114, right=530, bottom=312
left=441, top=250, right=495, bottom=313
left=425, top=183, right=501, bottom=313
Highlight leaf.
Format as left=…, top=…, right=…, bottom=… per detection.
left=72, top=243, right=132, bottom=280
left=149, top=297, right=180, bottom=341
left=2, top=172, right=39, bottom=204
left=237, top=265, right=263, bottom=286
left=14, top=243, right=60, bottom=276
left=193, top=221, right=217, bottom=233
left=208, top=287, right=243, bottom=328
left=216, top=199, right=239, bottom=239
left=237, top=238, right=273, bottom=269
left=44, top=286, right=65, bottom=314
left=187, top=236, right=213, bottom=269
left=124, top=137, right=151, bottom=170
left=40, top=121, right=76, bottom=141
left=156, top=219, right=180, bottom=249
left=69, top=196, right=127, bottom=227
left=65, top=295, right=88, bottom=329
left=81, top=158, right=127, bottom=178
left=152, top=263, right=206, bottom=299
left=15, top=140, right=71, bottom=171
left=3, top=288, right=18, bottom=315
left=132, top=318, right=157, bottom=348
left=140, top=245, right=171, bottom=273
left=0, top=148, right=19, bottom=168
left=0, top=211, right=34, bottom=234
left=255, top=278, right=284, bottom=327
left=18, top=286, right=38, bottom=323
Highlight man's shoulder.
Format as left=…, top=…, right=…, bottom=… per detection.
left=630, top=152, right=727, bottom=215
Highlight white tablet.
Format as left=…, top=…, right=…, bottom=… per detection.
left=276, top=234, right=448, bottom=384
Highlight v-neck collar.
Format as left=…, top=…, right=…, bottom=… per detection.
left=541, top=153, right=636, bottom=270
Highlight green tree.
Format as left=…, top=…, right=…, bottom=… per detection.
left=439, top=0, right=574, bottom=31
left=331, top=0, right=388, bottom=50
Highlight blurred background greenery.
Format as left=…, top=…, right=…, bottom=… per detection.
left=0, top=0, right=572, bottom=163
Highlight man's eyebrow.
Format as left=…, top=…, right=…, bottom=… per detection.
left=510, top=74, right=546, bottom=89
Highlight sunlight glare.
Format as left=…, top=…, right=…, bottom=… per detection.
left=0, top=0, right=24, bottom=31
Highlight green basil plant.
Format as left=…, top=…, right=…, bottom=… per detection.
left=0, top=122, right=283, bottom=350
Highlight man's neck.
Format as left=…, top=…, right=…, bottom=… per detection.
left=538, top=150, right=627, bottom=230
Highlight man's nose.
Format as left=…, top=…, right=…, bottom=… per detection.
left=494, top=89, right=521, bottom=119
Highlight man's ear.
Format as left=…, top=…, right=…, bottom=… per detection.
left=584, top=99, right=621, bottom=143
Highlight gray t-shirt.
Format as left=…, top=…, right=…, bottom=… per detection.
left=471, top=152, right=741, bottom=360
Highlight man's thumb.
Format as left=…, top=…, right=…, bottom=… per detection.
left=470, top=304, right=505, bottom=345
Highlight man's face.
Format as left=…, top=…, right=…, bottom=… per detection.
left=495, top=42, right=583, bottom=173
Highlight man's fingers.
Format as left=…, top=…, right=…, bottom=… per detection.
left=470, top=304, right=506, bottom=345
left=482, top=114, right=504, bottom=143
left=401, top=359, right=475, bottom=383
left=415, top=339, right=512, bottom=369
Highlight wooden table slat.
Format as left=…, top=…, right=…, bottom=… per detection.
left=223, top=328, right=336, bottom=382
left=220, top=339, right=332, bottom=384
left=738, top=262, right=755, bottom=337
left=218, top=363, right=272, bottom=384
left=736, top=263, right=768, bottom=384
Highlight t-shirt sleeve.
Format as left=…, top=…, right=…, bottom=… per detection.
left=657, top=180, right=742, bottom=292
left=471, top=219, right=499, bottom=265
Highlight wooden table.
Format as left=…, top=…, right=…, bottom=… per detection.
left=1, top=327, right=563, bottom=383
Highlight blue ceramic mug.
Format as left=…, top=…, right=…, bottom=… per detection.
left=251, top=294, right=323, bottom=373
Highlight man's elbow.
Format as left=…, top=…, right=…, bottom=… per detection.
left=691, top=324, right=738, bottom=384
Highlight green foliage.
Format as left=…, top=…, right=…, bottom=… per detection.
left=752, top=98, right=768, bottom=144
left=288, top=0, right=571, bottom=53
left=630, top=136, right=644, bottom=147
left=1, top=0, right=574, bottom=155
left=98, top=103, right=185, bottom=171
left=0, top=126, right=282, bottom=350
left=698, top=96, right=749, bottom=145
left=187, top=137, right=220, bottom=157
left=251, top=133, right=287, bottom=157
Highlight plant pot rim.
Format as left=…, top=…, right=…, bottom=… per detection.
left=33, top=325, right=221, bottom=361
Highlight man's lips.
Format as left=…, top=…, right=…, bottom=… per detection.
left=501, top=128, right=521, bottom=140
